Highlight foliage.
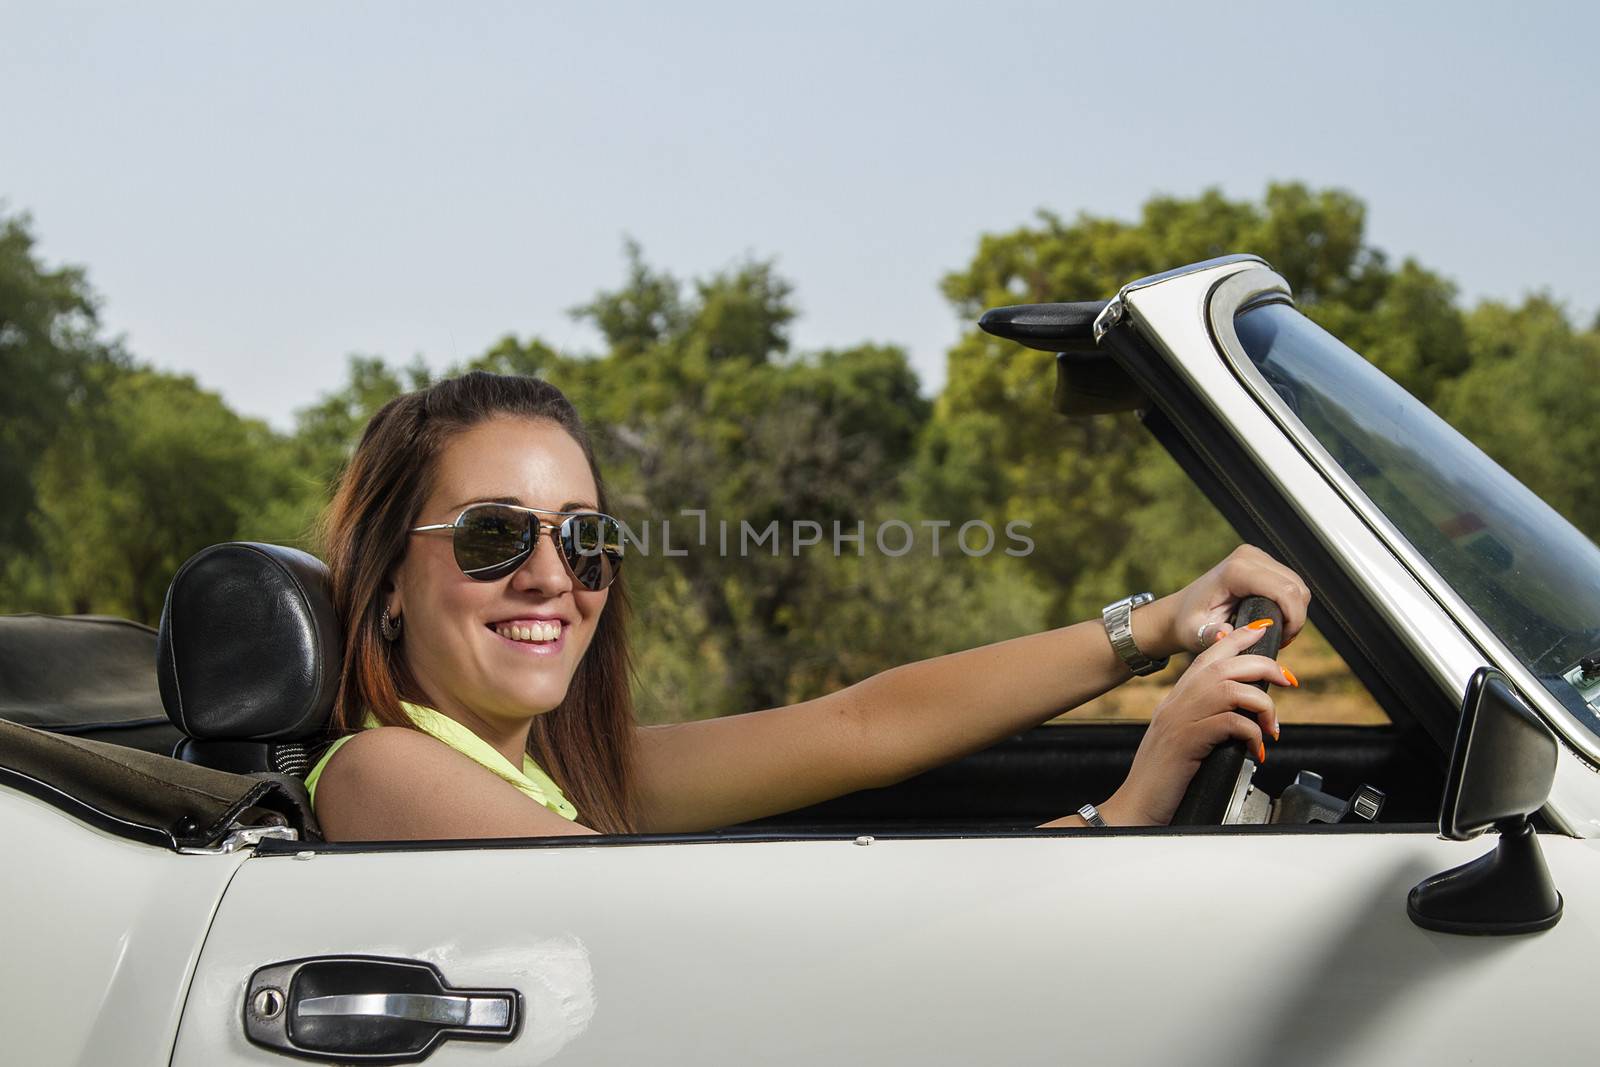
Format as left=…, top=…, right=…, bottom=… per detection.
left=20, top=364, right=296, bottom=621
left=1439, top=296, right=1600, bottom=537
left=2, top=188, right=1597, bottom=718
left=540, top=253, right=941, bottom=715
left=268, top=355, right=436, bottom=550
left=0, top=210, right=109, bottom=555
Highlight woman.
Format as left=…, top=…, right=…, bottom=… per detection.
left=308, top=371, right=1307, bottom=839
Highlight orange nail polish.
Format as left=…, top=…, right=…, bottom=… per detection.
left=1257, top=741, right=1267, bottom=763
left=1282, top=665, right=1299, bottom=688
left=1246, top=618, right=1275, bottom=631
left=1272, top=724, right=1280, bottom=741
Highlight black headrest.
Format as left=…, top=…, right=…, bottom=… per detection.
left=157, top=543, right=342, bottom=741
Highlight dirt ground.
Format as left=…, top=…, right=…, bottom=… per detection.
left=1050, top=622, right=1389, bottom=726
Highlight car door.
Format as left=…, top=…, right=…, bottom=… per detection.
left=170, top=810, right=1600, bottom=1066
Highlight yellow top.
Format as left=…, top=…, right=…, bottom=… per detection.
left=303, top=701, right=579, bottom=821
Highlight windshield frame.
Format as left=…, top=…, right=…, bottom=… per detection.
left=1204, top=267, right=1600, bottom=766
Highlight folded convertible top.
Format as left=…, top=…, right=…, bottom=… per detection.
left=0, top=718, right=317, bottom=847
left=0, top=613, right=180, bottom=753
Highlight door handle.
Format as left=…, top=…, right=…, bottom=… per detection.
left=244, top=956, right=521, bottom=1064
left=296, top=992, right=514, bottom=1029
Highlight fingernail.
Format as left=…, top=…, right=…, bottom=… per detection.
left=1257, top=741, right=1267, bottom=763
left=1272, top=724, right=1280, bottom=741
left=1246, top=618, right=1275, bottom=631
left=1282, top=665, right=1299, bottom=688
left=1213, top=628, right=1229, bottom=643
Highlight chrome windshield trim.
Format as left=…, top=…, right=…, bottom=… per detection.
left=1205, top=268, right=1600, bottom=769
left=1117, top=253, right=1268, bottom=298
left=1095, top=256, right=1268, bottom=343
left=1122, top=261, right=1480, bottom=702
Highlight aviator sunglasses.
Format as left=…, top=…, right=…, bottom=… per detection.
left=410, top=502, right=625, bottom=590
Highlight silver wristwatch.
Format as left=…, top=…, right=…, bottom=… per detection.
left=1077, top=803, right=1107, bottom=828
left=1101, top=591, right=1170, bottom=677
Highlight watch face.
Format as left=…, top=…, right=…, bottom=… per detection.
left=1108, top=592, right=1153, bottom=613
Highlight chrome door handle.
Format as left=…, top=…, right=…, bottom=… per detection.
left=245, top=956, right=521, bottom=1064
left=297, top=992, right=514, bottom=1029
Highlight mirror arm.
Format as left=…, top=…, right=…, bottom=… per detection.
left=1407, top=815, right=1563, bottom=935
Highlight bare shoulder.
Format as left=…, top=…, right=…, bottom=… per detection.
left=315, top=726, right=595, bottom=841
left=321, top=725, right=461, bottom=779
left=313, top=727, right=467, bottom=838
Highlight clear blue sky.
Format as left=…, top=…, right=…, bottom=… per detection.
left=3, top=1, right=1596, bottom=428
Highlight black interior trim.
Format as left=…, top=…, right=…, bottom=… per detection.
left=34, top=718, right=186, bottom=756
left=32, top=716, right=172, bottom=736
left=745, top=721, right=1438, bottom=828
left=1052, top=349, right=1148, bottom=415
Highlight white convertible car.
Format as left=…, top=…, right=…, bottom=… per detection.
left=4, top=255, right=1599, bottom=1065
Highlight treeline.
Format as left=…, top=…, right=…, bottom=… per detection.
left=2, top=185, right=1596, bottom=722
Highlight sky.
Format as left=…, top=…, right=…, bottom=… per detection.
left=3, top=1, right=1596, bottom=429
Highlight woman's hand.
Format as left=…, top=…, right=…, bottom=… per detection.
left=1145, top=544, right=1312, bottom=656
left=1099, top=622, right=1298, bottom=826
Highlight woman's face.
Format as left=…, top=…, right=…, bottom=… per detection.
left=389, top=415, right=609, bottom=728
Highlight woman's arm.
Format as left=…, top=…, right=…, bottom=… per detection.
left=635, top=545, right=1310, bottom=832
left=634, top=608, right=1161, bottom=833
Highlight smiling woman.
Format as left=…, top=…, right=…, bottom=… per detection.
left=307, top=370, right=1309, bottom=842
left=309, top=374, right=637, bottom=836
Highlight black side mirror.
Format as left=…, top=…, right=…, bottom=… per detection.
left=1408, top=668, right=1563, bottom=934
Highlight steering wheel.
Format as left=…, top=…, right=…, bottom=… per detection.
left=1169, top=595, right=1286, bottom=825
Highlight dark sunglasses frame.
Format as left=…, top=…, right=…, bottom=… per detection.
left=410, top=502, right=625, bottom=589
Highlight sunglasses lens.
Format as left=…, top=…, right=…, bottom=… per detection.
left=454, top=505, right=533, bottom=580
left=561, top=513, right=625, bottom=590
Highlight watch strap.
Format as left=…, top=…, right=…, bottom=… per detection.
left=1101, top=592, right=1170, bottom=677
left=1078, top=803, right=1107, bottom=828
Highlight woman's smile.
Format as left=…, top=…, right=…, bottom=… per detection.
left=487, top=617, right=568, bottom=656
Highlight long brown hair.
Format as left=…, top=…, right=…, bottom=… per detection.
left=318, top=371, right=636, bottom=833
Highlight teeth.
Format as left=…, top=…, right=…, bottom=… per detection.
left=495, top=621, right=561, bottom=643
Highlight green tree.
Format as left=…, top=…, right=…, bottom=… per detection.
left=271, top=355, right=435, bottom=550
left=1442, top=296, right=1600, bottom=538
left=29, top=365, right=296, bottom=622
left=548, top=250, right=941, bottom=715
left=0, top=210, right=111, bottom=555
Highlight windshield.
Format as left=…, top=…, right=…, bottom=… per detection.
left=1233, top=301, right=1600, bottom=740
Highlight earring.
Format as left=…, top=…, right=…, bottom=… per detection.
left=380, top=605, right=403, bottom=642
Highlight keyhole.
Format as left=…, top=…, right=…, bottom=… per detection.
left=253, top=987, right=285, bottom=1020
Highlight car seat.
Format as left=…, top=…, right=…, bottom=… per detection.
left=158, top=542, right=342, bottom=778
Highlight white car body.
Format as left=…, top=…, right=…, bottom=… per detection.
left=5, top=256, right=1599, bottom=1065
